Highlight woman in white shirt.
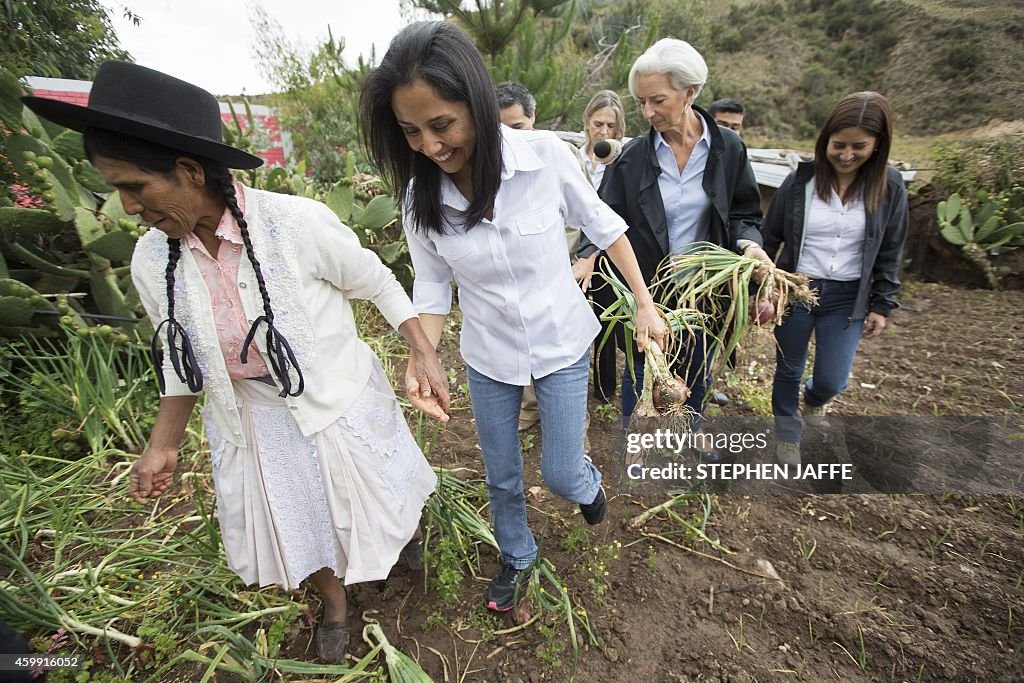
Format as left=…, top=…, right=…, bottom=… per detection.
left=359, top=21, right=666, bottom=615
left=575, top=90, right=627, bottom=403
left=575, top=90, right=626, bottom=192
left=762, top=92, right=909, bottom=466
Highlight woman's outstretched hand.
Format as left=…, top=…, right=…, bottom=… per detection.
left=744, top=244, right=775, bottom=284
left=862, top=312, right=887, bottom=339
left=130, top=448, right=178, bottom=504
left=572, top=253, right=598, bottom=293
left=406, top=346, right=451, bottom=422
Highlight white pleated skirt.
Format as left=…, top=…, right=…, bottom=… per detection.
left=202, top=358, right=437, bottom=590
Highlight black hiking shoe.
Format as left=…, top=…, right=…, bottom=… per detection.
left=486, top=564, right=529, bottom=612
left=579, top=485, right=607, bottom=525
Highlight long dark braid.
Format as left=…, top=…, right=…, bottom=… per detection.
left=219, top=175, right=304, bottom=397
left=151, top=237, right=203, bottom=393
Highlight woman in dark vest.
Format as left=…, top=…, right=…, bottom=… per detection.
left=763, top=92, right=908, bottom=466
left=588, top=38, right=770, bottom=459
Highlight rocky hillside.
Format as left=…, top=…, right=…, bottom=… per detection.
left=704, top=0, right=1024, bottom=136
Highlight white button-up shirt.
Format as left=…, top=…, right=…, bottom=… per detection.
left=576, top=144, right=605, bottom=190
left=654, top=120, right=712, bottom=254
left=404, top=127, right=628, bottom=385
left=798, top=188, right=866, bottom=281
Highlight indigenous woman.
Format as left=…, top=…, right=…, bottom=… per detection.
left=24, top=61, right=449, bottom=663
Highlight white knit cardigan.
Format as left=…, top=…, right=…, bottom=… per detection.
left=131, top=185, right=417, bottom=448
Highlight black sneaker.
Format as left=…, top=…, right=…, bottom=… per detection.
left=579, top=485, right=607, bottom=525
left=486, top=564, right=529, bottom=612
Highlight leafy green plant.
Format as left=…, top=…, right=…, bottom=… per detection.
left=645, top=544, right=658, bottom=573
left=467, top=604, right=504, bottom=642
left=0, top=331, right=156, bottom=455
left=421, top=608, right=446, bottom=633
left=593, top=401, right=619, bottom=422
left=936, top=187, right=1024, bottom=288
left=561, top=527, right=589, bottom=553
left=535, top=622, right=566, bottom=669
left=0, top=1, right=135, bottom=81
left=932, top=137, right=1024, bottom=198
left=582, top=541, right=621, bottom=605
left=521, top=432, right=536, bottom=451
left=425, top=535, right=466, bottom=606
left=325, top=152, right=413, bottom=290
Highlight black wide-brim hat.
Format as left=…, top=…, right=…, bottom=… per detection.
left=22, top=61, right=263, bottom=169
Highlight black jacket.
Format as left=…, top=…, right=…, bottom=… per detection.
left=762, top=161, right=909, bottom=320
left=586, top=105, right=764, bottom=285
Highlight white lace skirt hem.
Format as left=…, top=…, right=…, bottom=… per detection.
left=203, top=358, right=436, bottom=590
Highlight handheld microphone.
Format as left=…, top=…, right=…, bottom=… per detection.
left=592, top=138, right=622, bottom=164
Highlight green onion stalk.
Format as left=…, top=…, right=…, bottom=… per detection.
left=597, top=242, right=817, bottom=408
left=593, top=257, right=706, bottom=417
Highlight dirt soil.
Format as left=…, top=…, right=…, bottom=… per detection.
left=275, top=281, right=1023, bottom=683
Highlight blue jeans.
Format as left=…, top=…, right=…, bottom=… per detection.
left=621, top=332, right=715, bottom=430
left=467, top=352, right=599, bottom=569
left=772, top=279, right=865, bottom=443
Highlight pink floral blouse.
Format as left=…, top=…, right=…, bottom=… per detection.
left=185, top=182, right=271, bottom=380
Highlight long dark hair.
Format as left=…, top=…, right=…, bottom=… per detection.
left=813, top=91, right=894, bottom=214
left=359, top=21, right=502, bottom=235
left=85, top=128, right=304, bottom=397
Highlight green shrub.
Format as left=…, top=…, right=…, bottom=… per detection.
left=932, top=137, right=1024, bottom=197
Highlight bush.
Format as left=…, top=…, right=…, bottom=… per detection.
left=932, top=137, right=1024, bottom=197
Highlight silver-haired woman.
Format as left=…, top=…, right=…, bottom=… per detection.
left=588, top=39, right=771, bottom=458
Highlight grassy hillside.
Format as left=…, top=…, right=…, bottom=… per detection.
left=703, top=0, right=1024, bottom=137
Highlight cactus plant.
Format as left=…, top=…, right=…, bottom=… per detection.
left=937, top=186, right=1024, bottom=289
left=0, top=67, right=143, bottom=336
left=324, top=152, right=412, bottom=289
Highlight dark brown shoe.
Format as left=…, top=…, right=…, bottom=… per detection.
left=316, top=604, right=348, bottom=663
left=400, top=530, right=424, bottom=571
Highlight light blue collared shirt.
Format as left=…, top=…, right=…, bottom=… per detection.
left=654, top=118, right=712, bottom=254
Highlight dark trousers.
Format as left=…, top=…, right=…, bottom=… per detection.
left=590, top=258, right=617, bottom=402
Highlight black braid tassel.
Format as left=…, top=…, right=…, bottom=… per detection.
left=241, top=316, right=305, bottom=398
left=150, top=318, right=203, bottom=393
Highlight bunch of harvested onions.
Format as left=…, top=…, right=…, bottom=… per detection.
left=595, top=243, right=817, bottom=411
left=593, top=260, right=704, bottom=418
left=633, top=339, right=692, bottom=417
left=593, top=258, right=707, bottom=375
left=651, top=242, right=816, bottom=387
